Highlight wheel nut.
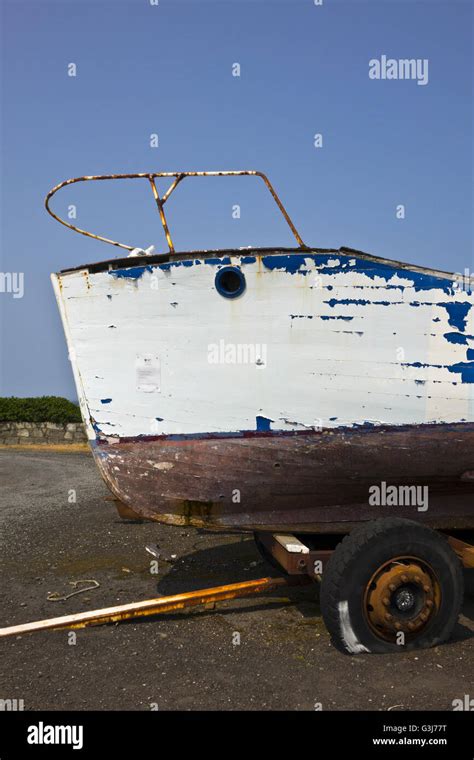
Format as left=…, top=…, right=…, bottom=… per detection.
left=408, top=622, right=416, bottom=631
left=423, top=585, right=430, bottom=593
left=426, top=600, right=434, bottom=608
left=382, top=597, right=390, bottom=606
left=401, top=574, right=408, bottom=583
left=388, top=583, right=397, bottom=592
left=395, top=622, right=402, bottom=630
left=385, top=614, right=393, bottom=622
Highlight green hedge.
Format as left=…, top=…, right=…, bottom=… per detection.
left=0, top=397, right=82, bottom=424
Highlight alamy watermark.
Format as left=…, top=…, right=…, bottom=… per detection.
left=369, top=56, right=429, bottom=86
left=452, top=695, right=474, bottom=711
left=208, top=340, right=267, bottom=367
left=0, top=272, right=24, bottom=299
left=452, top=268, right=474, bottom=294
left=369, top=481, right=428, bottom=512
left=0, top=698, right=24, bottom=711
left=27, top=722, right=83, bottom=750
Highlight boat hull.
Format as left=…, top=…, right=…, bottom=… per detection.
left=92, top=422, right=474, bottom=532
left=52, top=247, right=474, bottom=531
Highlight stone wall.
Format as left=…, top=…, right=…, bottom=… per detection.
left=0, top=422, right=88, bottom=445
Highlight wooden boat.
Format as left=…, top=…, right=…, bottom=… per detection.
left=46, top=171, right=474, bottom=534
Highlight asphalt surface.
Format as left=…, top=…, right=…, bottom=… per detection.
left=1, top=449, right=473, bottom=711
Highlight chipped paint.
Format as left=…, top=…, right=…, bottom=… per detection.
left=109, top=266, right=153, bottom=280
left=256, top=415, right=273, bottom=432
left=52, top=248, right=474, bottom=443
left=440, top=302, right=472, bottom=332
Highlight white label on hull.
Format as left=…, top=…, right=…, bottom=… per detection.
left=135, top=355, right=161, bottom=393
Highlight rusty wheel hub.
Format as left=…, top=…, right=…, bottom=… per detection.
left=364, top=557, right=441, bottom=641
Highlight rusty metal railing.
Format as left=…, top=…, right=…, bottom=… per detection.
left=45, top=170, right=308, bottom=254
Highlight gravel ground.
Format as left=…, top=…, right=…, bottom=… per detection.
left=1, top=449, right=473, bottom=711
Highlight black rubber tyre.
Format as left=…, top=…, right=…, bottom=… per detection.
left=320, top=518, right=463, bottom=654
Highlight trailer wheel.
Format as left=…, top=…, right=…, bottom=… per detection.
left=320, top=518, right=463, bottom=654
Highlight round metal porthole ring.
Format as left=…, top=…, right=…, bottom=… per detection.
left=214, top=266, right=246, bottom=299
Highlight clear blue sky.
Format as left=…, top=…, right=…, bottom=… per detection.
left=0, top=0, right=472, bottom=400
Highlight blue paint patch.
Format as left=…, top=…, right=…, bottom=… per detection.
left=467, top=349, right=474, bottom=361
left=404, top=359, right=474, bottom=385
left=204, top=257, right=232, bottom=267
left=339, top=259, right=455, bottom=295
left=90, top=417, right=102, bottom=435
left=256, top=415, right=272, bottom=431
left=447, top=362, right=474, bottom=383
left=403, top=361, right=442, bottom=369
left=240, top=256, right=257, bottom=264
left=260, top=252, right=457, bottom=296
left=160, top=431, right=243, bottom=441
left=159, top=262, right=178, bottom=272
left=439, top=302, right=472, bottom=332
left=109, top=265, right=153, bottom=280
left=161, top=260, right=194, bottom=271
left=325, top=298, right=391, bottom=307
left=100, top=398, right=112, bottom=404
left=319, top=315, right=354, bottom=321
left=443, top=332, right=471, bottom=345
left=262, top=254, right=310, bottom=275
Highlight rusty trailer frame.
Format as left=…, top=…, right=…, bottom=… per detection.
left=0, top=532, right=472, bottom=640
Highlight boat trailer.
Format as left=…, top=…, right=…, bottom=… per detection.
left=1, top=531, right=473, bottom=644
left=0, top=534, right=320, bottom=638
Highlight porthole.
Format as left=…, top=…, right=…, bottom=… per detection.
left=215, top=266, right=246, bottom=299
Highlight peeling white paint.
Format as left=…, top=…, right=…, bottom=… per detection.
left=52, top=251, right=474, bottom=440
